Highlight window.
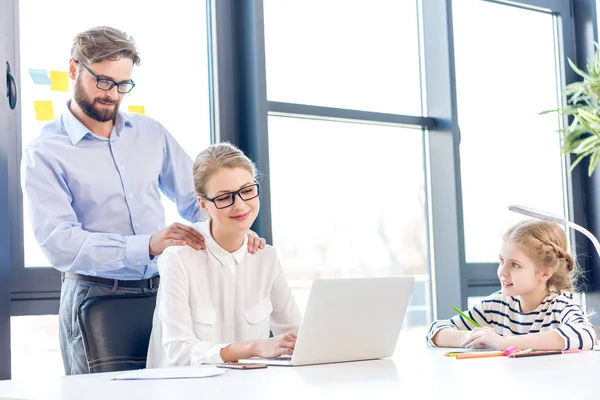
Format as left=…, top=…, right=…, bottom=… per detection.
left=263, top=0, right=432, bottom=328
left=11, top=316, right=62, bottom=378
left=263, top=0, right=422, bottom=115
left=452, top=0, right=567, bottom=263
left=268, top=116, right=430, bottom=327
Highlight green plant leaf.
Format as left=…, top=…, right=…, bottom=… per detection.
left=569, top=145, right=600, bottom=171
left=589, top=150, right=600, bottom=176
left=564, top=135, right=595, bottom=153
left=549, top=44, right=600, bottom=176
left=575, top=136, right=600, bottom=154
left=570, top=153, right=587, bottom=172
left=568, top=58, right=590, bottom=80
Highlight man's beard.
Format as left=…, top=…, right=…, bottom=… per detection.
left=74, top=78, right=120, bottom=122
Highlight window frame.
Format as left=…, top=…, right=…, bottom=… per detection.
left=1, top=0, right=14, bottom=380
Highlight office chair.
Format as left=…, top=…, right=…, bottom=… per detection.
left=77, top=292, right=157, bottom=373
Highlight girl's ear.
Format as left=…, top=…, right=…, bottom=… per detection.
left=539, top=266, right=554, bottom=282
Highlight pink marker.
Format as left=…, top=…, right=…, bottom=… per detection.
left=503, top=345, right=520, bottom=356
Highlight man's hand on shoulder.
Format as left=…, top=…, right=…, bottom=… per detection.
left=247, top=230, right=266, bottom=254
left=149, top=223, right=206, bottom=256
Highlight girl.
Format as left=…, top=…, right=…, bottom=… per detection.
left=147, top=143, right=301, bottom=367
left=427, top=219, right=596, bottom=351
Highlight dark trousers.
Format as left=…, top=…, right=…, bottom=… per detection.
left=58, top=276, right=158, bottom=375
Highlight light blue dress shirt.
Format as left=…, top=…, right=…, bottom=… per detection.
left=21, top=102, right=203, bottom=280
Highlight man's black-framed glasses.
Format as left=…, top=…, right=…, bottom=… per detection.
left=203, top=183, right=260, bottom=209
left=76, top=60, right=136, bottom=94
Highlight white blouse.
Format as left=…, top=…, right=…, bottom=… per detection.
left=146, top=220, right=302, bottom=368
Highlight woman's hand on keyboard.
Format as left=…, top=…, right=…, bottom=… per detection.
left=253, top=332, right=297, bottom=358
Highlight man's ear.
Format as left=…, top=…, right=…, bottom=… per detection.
left=69, top=58, right=78, bottom=80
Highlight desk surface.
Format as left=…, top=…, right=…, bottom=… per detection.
left=1, top=340, right=599, bottom=400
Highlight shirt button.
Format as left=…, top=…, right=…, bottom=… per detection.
left=129, top=194, right=134, bottom=199
left=135, top=223, right=140, bottom=228
left=137, top=261, right=141, bottom=265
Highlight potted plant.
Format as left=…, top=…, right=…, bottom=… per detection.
left=544, top=45, right=600, bottom=176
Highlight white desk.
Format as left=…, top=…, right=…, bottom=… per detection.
left=1, top=342, right=599, bottom=400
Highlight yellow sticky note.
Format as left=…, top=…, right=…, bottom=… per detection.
left=33, top=101, right=54, bottom=121
left=128, top=105, right=145, bottom=115
left=49, top=70, right=69, bottom=92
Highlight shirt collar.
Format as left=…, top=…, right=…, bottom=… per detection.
left=195, top=220, right=248, bottom=265
left=62, top=100, right=134, bottom=145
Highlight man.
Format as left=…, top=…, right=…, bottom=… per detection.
left=21, top=26, right=265, bottom=375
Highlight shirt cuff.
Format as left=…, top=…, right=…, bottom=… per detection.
left=192, top=343, right=230, bottom=365
left=124, top=234, right=152, bottom=267
left=426, top=323, right=453, bottom=347
left=554, top=327, right=571, bottom=350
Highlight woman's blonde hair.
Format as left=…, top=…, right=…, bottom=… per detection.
left=503, top=219, right=578, bottom=292
left=71, top=26, right=141, bottom=65
left=192, top=142, right=257, bottom=197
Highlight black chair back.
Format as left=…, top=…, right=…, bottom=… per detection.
left=77, top=292, right=157, bottom=373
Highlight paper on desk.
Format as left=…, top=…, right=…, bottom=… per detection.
left=112, top=366, right=226, bottom=380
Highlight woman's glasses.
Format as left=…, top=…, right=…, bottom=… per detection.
left=202, top=183, right=260, bottom=209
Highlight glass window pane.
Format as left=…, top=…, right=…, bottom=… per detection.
left=268, top=116, right=430, bottom=328
left=11, top=315, right=63, bottom=378
left=263, top=0, right=422, bottom=115
left=19, top=0, right=211, bottom=267
left=453, top=1, right=566, bottom=263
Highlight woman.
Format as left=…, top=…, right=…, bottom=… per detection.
left=147, top=142, right=301, bottom=367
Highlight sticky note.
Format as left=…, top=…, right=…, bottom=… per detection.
left=33, top=101, right=54, bottom=121
left=28, top=69, right=52, bottom=85
left=128, top=105, right=145, bottom=115
left=49, top=71, right=69, bottom=92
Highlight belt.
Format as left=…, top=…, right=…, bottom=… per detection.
left=64, top=272, right=160, bottom=289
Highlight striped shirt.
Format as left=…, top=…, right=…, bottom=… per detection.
left=426, top=291, right=596, bottom=350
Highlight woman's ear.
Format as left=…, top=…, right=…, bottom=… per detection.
left=198, top=196, right=211, bottom=218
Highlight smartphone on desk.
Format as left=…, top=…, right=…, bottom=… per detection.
left=217, top=363, right=268, bottom=370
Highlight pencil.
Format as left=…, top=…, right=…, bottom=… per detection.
left=455, top=351, right=505, bottom=360
left=511, top=350, right=581, bottom=358
left=511, top=351, right=562, bottom=358
left=452, top=306, right=481, bottom=328
left=444, top=350, right=497, bottom=357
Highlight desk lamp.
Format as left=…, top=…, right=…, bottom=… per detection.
left=508, top=205, right=600, bottom=259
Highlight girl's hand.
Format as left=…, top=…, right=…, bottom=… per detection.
left=462, top=327, right=508, bottom=350
left=253, top=332, right=297, bottom=358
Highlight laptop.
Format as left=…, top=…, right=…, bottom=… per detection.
left=239, top=276, right=415, bottom=366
